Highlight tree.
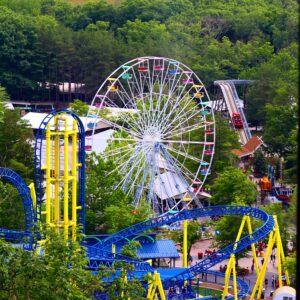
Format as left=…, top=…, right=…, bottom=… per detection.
left=0, top=229, right=102, bottom=299
left=85, top=152, right=128, bottom=233
left=210, top=167, right=258, bottom=205
left=104, top=200, right=154, bottom=234
left=0, top=108, right=34, bottom=182
left=283, top=253, right=296, bottom=287
left=252, top=150, right=267, bottom=177
left=284, top=129, right=297, bottom=183
left=259, top=202, right=295, bottom=255
left=241, top=43, right=298, bottom=130
left=69, top=99, right=89, bottom=116
left=212, top=214, right=248, bottom=264
left=105, top=241, right=145, bottom=299
left=0, top=85, right=9, bottom=124
left=117, top=19, right=175, bottom=58
left=0, top=181, right=25, bottom=231
left=210, top=115, right=240, bottom=177
left=0, top=7, right=44, bottom=100
left=170, top=220, right=202, bottom=261
left=85, top=152, right=154, bottom=234
left=263, top=103, right=297, bottom=155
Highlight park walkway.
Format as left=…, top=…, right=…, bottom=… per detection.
left=174, top=238, right=277, bottom=299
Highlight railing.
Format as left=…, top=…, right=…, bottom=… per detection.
left=227, top=81, right=251, bottom=141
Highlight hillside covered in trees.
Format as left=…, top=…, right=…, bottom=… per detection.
left=0, top=0, right=298, bottom=168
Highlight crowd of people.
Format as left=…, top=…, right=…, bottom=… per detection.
left=167, top=284, right=193, bottom=300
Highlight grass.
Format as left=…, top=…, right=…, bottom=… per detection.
left=193, top=286, right=223, bottom=297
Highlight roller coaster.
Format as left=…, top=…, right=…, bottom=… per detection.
left=214, top=80, right=252, bottom=145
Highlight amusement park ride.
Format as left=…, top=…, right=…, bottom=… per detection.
left=0, top=57, right=292, bottom=299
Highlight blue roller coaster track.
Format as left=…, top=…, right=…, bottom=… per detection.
left=87, top=205, right=274, bottom=298
left=0, top=167, right=34, bottom=244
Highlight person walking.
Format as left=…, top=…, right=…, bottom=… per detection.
left=261, top=288, right=265, bottom=299
left=261, top=257, right=264, bottom=266
left=265, top=278, right=268, bottom=288
left=175, top=285, right=180, bottom=296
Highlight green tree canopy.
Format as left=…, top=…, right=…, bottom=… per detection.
left=69, top=99, right=89, bottom=116
left=0, top=181, right=25, bottom=231
left=0, top=108, right=34, bottom=182
left=85, top=152, right=154, bottom=234
left=0, top=229, right=102, bottom=299
left=210, top=167, right=258, bottom=205
left=210, top=115, right=240, bottom=178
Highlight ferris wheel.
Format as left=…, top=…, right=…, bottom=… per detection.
left=86, top=57, right=215, bottom=213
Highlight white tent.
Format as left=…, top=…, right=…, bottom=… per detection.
left=154, top=171, right=192, bottom=200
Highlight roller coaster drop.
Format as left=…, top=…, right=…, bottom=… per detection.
left=0, top=61, right=291, bottom=300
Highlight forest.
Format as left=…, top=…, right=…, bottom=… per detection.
left=0, top=0, right=298, bottom=176
left=0, top=1, right=298, bottom=298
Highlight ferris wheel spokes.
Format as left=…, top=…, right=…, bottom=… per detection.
left=87, top=57, right=215, bottom=213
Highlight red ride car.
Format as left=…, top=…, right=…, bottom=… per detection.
left=232, top=112, right=243, bottom=128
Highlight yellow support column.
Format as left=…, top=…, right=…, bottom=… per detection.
left=63, top=118, right=69, bottom=240
left=54, top=116, right=60, bottom=228
left=245, top=216, right=260, bottom=275
left=147, top=272, right=154, bottom=299
left=155, top=272, right=166, bottom=300
left=183, top=220, right=188, bottom=268
left=274, top=215, right=290, bottom=286
left=250, top=231, right=275, bottom=299
left=28, top=183, right=36, bottom=211
left=71, top=120, right=77, bottom=241
left=45, top=124, right=51, bottom=224
left=222, top=216, right=249, bottom=300
left=250, top=215, right=290, bottom=299
left=112, top=244, right=116, bottom=258
left=147, top=272, right=166, bottom=300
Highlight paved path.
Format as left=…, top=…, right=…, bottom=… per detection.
left=174, top=239, right=278, bottom=299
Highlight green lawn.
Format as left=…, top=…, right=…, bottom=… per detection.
left=193, top=286, right=223, bottom=297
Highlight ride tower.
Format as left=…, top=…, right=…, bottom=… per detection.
left=34, top=110, right=85, bottom=241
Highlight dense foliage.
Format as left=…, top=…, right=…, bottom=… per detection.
left=210, top=167, right=258, bottom=205
left=0, top=0, right=297, bottom=172
left=85, top=152, right=154, bottom=234
left=0, top=92, right=34, bottom=182
left=0, top=230, right=103, bottom=299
